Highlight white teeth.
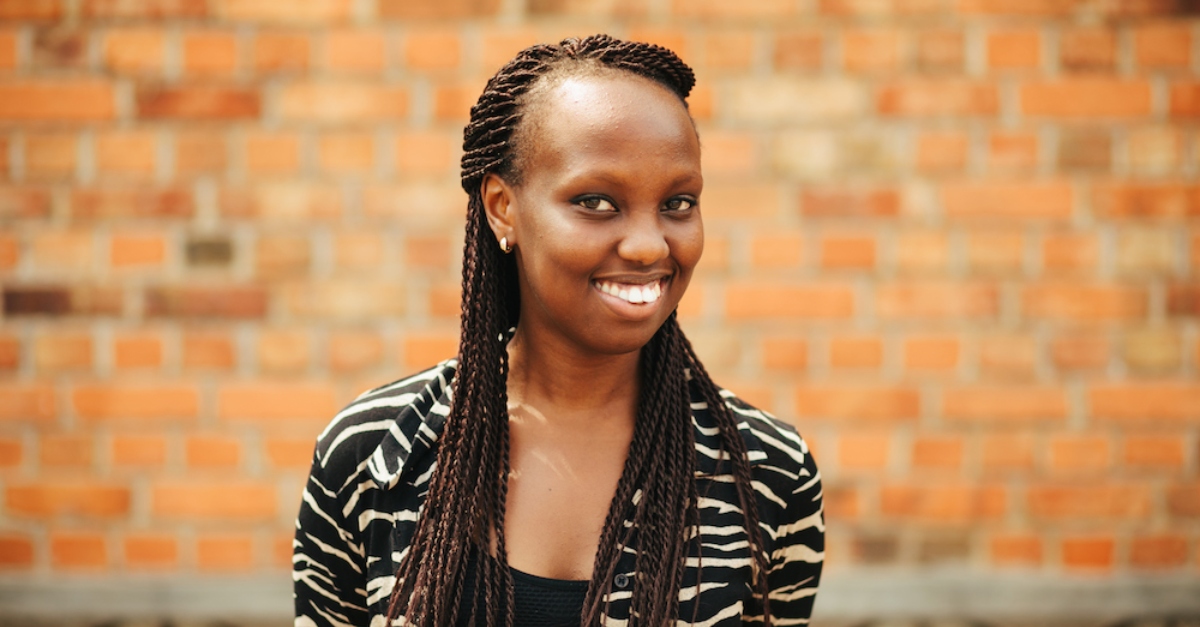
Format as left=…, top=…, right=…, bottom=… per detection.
left=597, top=280, right=664, bottom=305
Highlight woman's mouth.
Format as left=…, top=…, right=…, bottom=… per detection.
left=593, top=278, right=666, bottom=305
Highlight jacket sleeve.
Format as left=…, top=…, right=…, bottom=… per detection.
left=765, top=442, right=825, bottom=625
left=293, top=446, right=370, bottom=627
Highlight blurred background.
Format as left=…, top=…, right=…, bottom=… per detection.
left=0, top=0, right=1198, bottom=624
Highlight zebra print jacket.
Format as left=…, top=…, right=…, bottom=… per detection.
left=293, top=360, right=824, bottom=626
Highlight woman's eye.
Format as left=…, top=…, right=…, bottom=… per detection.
left=578, top=196, right=617, bottom=212
left=664, top=197, right=695, bottom=212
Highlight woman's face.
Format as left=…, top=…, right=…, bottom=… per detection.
left=483, top=72, right=704, bottom=357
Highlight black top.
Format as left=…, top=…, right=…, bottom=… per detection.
left=458, top=552, right=589, bottom=627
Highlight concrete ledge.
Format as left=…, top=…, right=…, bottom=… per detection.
left=0, top=572, right=1198, bottom=620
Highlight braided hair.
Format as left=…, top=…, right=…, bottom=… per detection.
left=385, top=34, right=771, bottom=626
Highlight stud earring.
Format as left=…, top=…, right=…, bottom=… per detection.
left=500, top=237, right=512, bottom=253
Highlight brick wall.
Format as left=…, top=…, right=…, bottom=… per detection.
left=0, top=0, right=1197, bottom=593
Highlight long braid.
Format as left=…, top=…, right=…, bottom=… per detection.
left=387, top=34, right=772, bottom=627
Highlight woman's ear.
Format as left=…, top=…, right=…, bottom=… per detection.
left=481, top=173, right=516, bottom=246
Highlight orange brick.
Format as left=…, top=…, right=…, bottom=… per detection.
left=1090, top=383, right=1200, bottom=422
left=981, top=433, right=1035, bottom=474
left=1134, top=23, right=1191, bottom=69
left=73, top=384, right=199, bottom=422
left=104, top=28, right=163, bottom=74
left=34, top=333, right=92, bottom=372
left=1022, top=284, right=1147, bottom=322
left=111, top=434, right=167, bottom=468
left=395, top=131, right=457, bottom=178
left=403, top=333, right=458, bottom=371
left=24, top=132, right=76, bottom=180
left=1123, top=435, right=1185, bottom=470
left=1060, top=28, right=1115, bottom=72
left=264, top=436, right=314, bottom=469
left=987, top=29, right=1040, bottom=71
left=137, top=85, right=259, bottom=120
left=880, top=484, right=1005, bottom=523
left=978, top=334, right=1036, bottom=380
left=987, top=131, right=1038, bottom=173
left=256, top=234, right=310, bottom=279
left=0, top=28, right=14, bottom=71
left=750, top=232, right=804, bottom=269
left=432, top=80, right=481, bottom=123
left=895, top=231, right=950, bottom=274
left=0, top=333, right=17, bottom=371
left=1042, top=233, right=1096, bottom=275
left=245, top=131, right=301, bottom=176
left=943, top=386, right=1067, bottom=422
left=258, top=329, right=311, bottom=374
left=1168, top=484, right=1200, bottom=519
left=943, top=180, right=1072, bottom=222
left=253, top=31, right=309, bottom=73
left=280, top=82, right=407, bottom=123
left=186, top=434, right=241, bottom=469
left=318, top=131, right=374, bottom=175
left=990, top=534, right=1042, bottom=566
left=878, top=80, right=997, bottom=117
left=727, top=283, right=854, bottom=320
left=402, top=28, right=460, bottom=72
left=1171, top=82, right=1200, bottom=118
left=332, top=231, right=384, bottom=272
left=829, top=336, right=882, bottom=369
left=968, top=231, right=1024, bottom=275
left=71, top=187, right=192, bottom=220
left=0, top=437, right=21, bottom=467
left=762, top=335, right=807, bottom=372
left=325, top=28, right=385, bottom=75
left=801, top=187, right=901, bottom=219
left=700, top=131, right=756, bottom=177
left=915, top=29, right=962, bottom=72
left=197, top=533, right=255, bottom=571
left=124, top=533, right=177, bottom=569
left=114, top=332, right=163, bottom=369
left=183, top=332, right=235, bottom=370
left=1029, top=485, right=1151, bottom=520
left=820, top=234, right=875, bottom=270
left=429, top=282, right=461, bottom=319
left=838, top=432, right=890, bottom=471
left=328, top=330, right=383, bottom=373
left=1048, top=435, right=1110, bottom=475
left=110, top=232, right=167, bottom=268
left=1062, top=536, right=1115, bottom=570
left=51, top=532, right=106, bottom=570
left=217, top=382, right=338, bottom=422
left=0, top=384, right=56, bottom=423
left=671, top=0, right=795, bottom=19
left=182, top=30, right=239, bottom=76
left=796, top=385, right=919, bottom=422
left=217, top=0, right=353, bottom=23
left=1093, top=182, right=1200, bottom=220
left=8, top=481, right=131, bottom=518
left=842, top=28, right=903, bottom=74
left=916, top=132, right=967, bottom=173
left=175, top=130, right=226, bottom=177
left=1022, top=79, right=1153, bottom=118
left=911, top=436, right=963, bottom=471
left=774, top=29, right=823, bottom=70
left=95, top=130, right=156, bottom=179
left=626, top=26, right=689, bottom=62
left=702, top=30, right=755, bottom=72
left=81, top=0, right=207, bottom=18
left=32, top=230, right=94, bottom=270
left=877, top=282, right=998, bottom=320
left=0, top=80, right=116, bottom=122
left=903, top=336, right=959, bottom=372
left=39, top=433, right=93, bottom=469
left=1051, top=331, right=1104, bottom=369
left=152, top=482, right=276, bottom=520
left=0, top=534, right=34, bottom=569
left=0, top=234, right=16, bottom=271
left=1131, top=535, right=1188, bottom=569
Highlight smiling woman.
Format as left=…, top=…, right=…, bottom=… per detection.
left=292, top=35, right=824, bottom=627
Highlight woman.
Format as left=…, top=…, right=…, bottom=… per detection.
left=294, top=34, right=823, bottom=627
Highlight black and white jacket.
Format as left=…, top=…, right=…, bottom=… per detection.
left=293, top=360, right=824, bottom=626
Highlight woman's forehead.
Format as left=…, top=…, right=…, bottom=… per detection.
left=514, top=73, right=699, bottom=179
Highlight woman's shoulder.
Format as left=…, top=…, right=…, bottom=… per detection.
left=311, top=360, right=458, bottom=484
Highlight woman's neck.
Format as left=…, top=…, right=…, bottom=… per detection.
left=504, top=326, right=640, bottom=426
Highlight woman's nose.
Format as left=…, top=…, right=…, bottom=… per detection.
left=616, top=212, right=670, bottom=266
